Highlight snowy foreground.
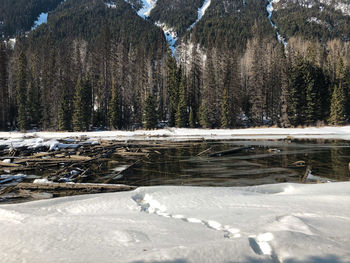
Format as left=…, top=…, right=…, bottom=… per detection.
left=0, top=182, right=349, bottom=263
left=1, top=126, right=350, bottom=150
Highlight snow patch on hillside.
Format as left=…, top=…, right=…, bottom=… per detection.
left=155, top=22, right=178, bottom=54
left=105, top=1, right=117, bottom=8
left=307, top=17, right=332, bottom=30
left=267, top=0, right=288, bottom=46
left=137, top=0, right=157, bottom=18
left=188, top=0, right=212, bottom=30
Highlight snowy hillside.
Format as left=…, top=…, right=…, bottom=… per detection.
left=0, top=182, right=349, bottom=263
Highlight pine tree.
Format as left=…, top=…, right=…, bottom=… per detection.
left=26, top=76, right=42, bottom=128
left=143, top=93, right=158, bottom=130
left=0, top=43, right=8, bottom=130
left=221, top=89, right=230, bottom=128
left=73, top=75, right=92, bottom=131
left=58, top=86, right=72, bottom=131
left=199, top=102, right=209, bottom=128
left=16, top=51, right=28, bottom=131
left=108, top=81, right=121, bottom=129
left=329, top=84, right=346, bottom=125
left=288, top=54, right=306, bottom=126
left=189, top=107, right=195, bottom=128
left=175, top=70, right=188, bottom=127
left=167, top=51, right=179, bottom=127
left=304, top=63, right=321, bottom=125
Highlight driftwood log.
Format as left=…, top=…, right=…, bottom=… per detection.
left=209, top=147, right=250, bottom=157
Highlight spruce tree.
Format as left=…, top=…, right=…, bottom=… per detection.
left=26, top=77, right=42, bottom=129
left=16, top=51, right=28, bottom=131
left=58, top=86, right=72, bottom=131
left=199, top=102, right=209, bottom=128
left=288, top=55, right=306, bottom=126
left=221, top=89, right=230, bottom=128
left=108, top=82, right=121, bottom=130
left=189, top=107, right=195, bottom=128
left=167, top=52, right=179, bottom=127
left=0, top=43, right=8, bottom=131
left=73, top=76, right=92, bottom=131
left=329, top=84, right=346, bottom=125
left=175, top=70, right=188, bottom=127
left=143, top=94, right=158, bottom=130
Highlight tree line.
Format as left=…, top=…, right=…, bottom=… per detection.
left=1, top=35, right=349, bottom=131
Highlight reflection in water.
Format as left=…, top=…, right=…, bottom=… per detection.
left=112, top=140, right=350, bottom=187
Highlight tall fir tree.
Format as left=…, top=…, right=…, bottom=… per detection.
left=329, top=84, right=346, bottom=125
left=175, top=69, right=188, bottom=127
left=0, top=43, right=8, bottom=130
left=288, top=54, right=306, bottom=126
left=143, top=93, right=158, bottom=130
left=221, top=89, right=231, bottom=128
left=58, top=86, right=72, bottom=131
left=16, top=51, right=28, bottom=131
left=108, top=81, right=122, bottom=129
left=167, top=51, right=179, bottom=127
left=26, top=75, right=42, bottom=128
left=189, top=107, right=196, bottom=128
left=73, top=75, right=92, bottom=131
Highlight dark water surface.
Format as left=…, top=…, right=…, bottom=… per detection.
left=112, top=140, right=350, bottom=187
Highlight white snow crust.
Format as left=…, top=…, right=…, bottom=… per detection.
left=0, top=182, right=349, bottom=263
left=1, top=126, right=350, bottom=150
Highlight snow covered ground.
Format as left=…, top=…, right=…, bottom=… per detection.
left=0, top=182, right=349, bottom=263
left=0, top=126, right=350, bottom=150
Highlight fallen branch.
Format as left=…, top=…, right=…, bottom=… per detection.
left=209, top=147, right=249, bottom=157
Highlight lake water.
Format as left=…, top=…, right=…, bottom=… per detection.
left=1, top=139, right=350, bottom=203
left=110, top=140, right=350, bottom=187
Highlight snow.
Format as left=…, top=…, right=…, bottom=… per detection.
left=188, top=0, right=212, bottom=30
left=31, top=12, right=48, bottom=30
left=307, top=17, right=332, bottom=30
left=267, top=0, right=288, bottom=46
left=105, top=1, right=117, bottom=9
left=154, top=21, right=178, bottom=54
left=136, top=0, right=157, bottom=18
left=1, top=127, right=350, bottom=150
left=0, top=182, right=349, bottom=262
left=33, top=178, right=54, bottom=184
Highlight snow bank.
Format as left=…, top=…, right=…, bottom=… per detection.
left=1, top=126, right=350, bottom=150
left=0, top=182, right=349, bottom=262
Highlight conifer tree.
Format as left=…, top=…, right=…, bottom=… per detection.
left=199, top=102, right=209, bottom=128
left=0, top=43, right=8, bottom=130
left=16, top=51, right=28, bottom=131
left=58, top=86, right=72, bottom=131
left=167, top=52, right=179, bottom=127
left=26, top=76, right=42, bottom=128
left=329, top=84, right=346, bottom=125
left=221, top=89, right=231, bottom=128
left=288, top=55, right=306, bottom=126
left=108, top=81, right=121, bottom=129
left=143, top=93, right=157, bottom=130
left=189, top=107, right=195, bottom=128
left=73, top=75, right=92, bottom=131
left=175, top=70, right=188, bottom=127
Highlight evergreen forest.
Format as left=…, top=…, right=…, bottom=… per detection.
left=0, top=0, right=350, bottom=131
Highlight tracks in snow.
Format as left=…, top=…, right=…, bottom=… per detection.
left=132, top=193, right=280, bottom=262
